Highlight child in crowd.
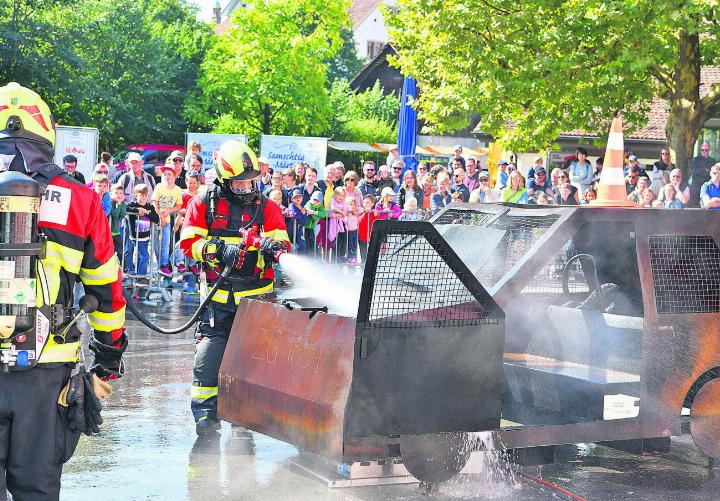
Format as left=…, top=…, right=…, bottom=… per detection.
left=287, top=188, right=308, bottom=253
left=582, top=189, right=597, bottom=205
left=375, top=187, right=402, bottom=220
left=345, top=196, right=361, bottom=264
left=268, top=189, right=284, bottom=207
left=125, top=184, right=159, bottom=278
left=175, top=172, right=202, bottom=292
left=185, top=140, right=202, bottom=171
left=400, top=197, right=423, bottom=221
left=93, top=173, right=112, bottom=217
left=640, top=188, right=655, bottom=208
left=329, top=187, right=348, bottom=263
left=358, top=194, right=379, bottom=263
left=304, top=190, right=326, bottom=256
left=109, top=183, right=126, bottom=262
left=152, top=165, right=183, bottom=277
left=450, top=191, right=465, bottom=203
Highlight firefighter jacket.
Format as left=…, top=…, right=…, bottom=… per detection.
left=180, top=187, right=289, bottom=305
left=36, top=173, right=126, bottom=364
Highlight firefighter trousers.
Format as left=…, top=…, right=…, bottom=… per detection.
left=0, top=365, right=80, bottom=501
left=191, top=302, right=237, bottom=424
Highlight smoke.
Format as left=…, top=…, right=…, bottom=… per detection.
left=278, top=254, right=362, bottom=317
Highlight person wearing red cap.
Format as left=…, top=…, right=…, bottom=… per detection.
left=152, top=163, right=183, bottom=276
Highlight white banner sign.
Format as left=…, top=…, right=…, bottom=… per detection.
left=260, top=135, right=327, bottom=177
left=53, top=126, right=99, bottom=181
left=185, top=133, right=247, bottom=171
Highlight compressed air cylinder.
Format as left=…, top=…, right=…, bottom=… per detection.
left=0, top=171, right=41, bottom=369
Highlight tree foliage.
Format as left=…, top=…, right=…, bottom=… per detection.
left=192, top=0, right=350, bottom=138
left=0, top=0, right=212, bottom=150
left=387, top=0, right=720, bottom=170
left=327, top=79, right=399, bottom=142
left=326, top=28, right=365, bottom=82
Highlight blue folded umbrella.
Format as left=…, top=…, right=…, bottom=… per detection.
left=397, top=76, right=418, bottom=178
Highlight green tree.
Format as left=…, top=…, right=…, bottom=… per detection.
left=326, top=28, right=365, bottom=82
left=327, top=79, right=399, bottom=142
left=0, top=0, right=212, bottom=150
left=387, top=0, right=720, bottom=172
left=191, top=0, right=349, bottom=138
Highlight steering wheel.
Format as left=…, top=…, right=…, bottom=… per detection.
left=562, top=253, right=601, bottom=296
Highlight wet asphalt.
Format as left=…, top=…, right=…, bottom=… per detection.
left=57, top=293, right=720, bottom=501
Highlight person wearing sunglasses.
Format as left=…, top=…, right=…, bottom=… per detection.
left=690, top=143, right=717, bottom=207
left=450, top=167, right=470, bottom=202
left=358, top=161, right=379, bottom=199
left=552, top=171, right=580, bottom=204
left=166, top=150, right=187, bottom=189
left=700, top=164, right=720, bottom=210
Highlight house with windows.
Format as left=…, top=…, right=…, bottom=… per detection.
left=349, top=0, right=397, bottom=60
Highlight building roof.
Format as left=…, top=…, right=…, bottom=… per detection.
left=349, top=0, right=382, bottom=29
left=349, top=43, right=399, bottom=92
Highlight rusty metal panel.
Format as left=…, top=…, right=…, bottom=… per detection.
left=218, top=299, right=356, bottom=460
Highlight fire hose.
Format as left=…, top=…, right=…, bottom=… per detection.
left=122, top=228, right=287, bottom=335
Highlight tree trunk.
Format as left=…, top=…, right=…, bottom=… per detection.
left=664, top=29, right=703, bottom=177
left=263, top=103, right=271, bottom=135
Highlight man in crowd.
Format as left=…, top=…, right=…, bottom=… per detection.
left=690, top=143, right=716, bottom=207
left=625, top=165, right=642, bottom=195
left=527, top=166, right=554, bottom=199
left=63, top=154, right=86, bottom=183
left=496, top=159, right=509, bottom=189
left=118, top=151, right=156, bottom=203
left=391, top=160, right=404, bottom=185
left=0, top=82, right=126, bottom=499
left=358, top=161, right=378, bottom=199
left=180, top=140, right=289, bottom=435
left=448, top=145, right=465, bottom=170
left=700, top=163, right=720, bottom=210
left=450, top=167, right=470, bottom=202
left=464, top=157, right=480, bottom=192
left=333, top=161, right=345, bottom=187
left=469, top=171, right=499, bottom=203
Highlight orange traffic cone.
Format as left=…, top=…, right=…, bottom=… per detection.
left=590, top=116, right=635, bottom=207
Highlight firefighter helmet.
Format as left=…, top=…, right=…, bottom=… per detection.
left=0, top=82, right=55, bottom=147
left=215, top=141, right=261, bottom=203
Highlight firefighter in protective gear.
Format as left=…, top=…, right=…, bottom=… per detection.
left=0, top=82, right=126, bottom=499
left=180, top=140, right=289, bottom=435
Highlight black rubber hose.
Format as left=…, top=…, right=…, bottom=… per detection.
left=122, top=266, right=232, bottom=335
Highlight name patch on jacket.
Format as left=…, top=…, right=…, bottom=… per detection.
left=39, top=186, right=72, bottom=225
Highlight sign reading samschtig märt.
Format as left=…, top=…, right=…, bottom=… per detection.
left=259, top=135, right=327, bottom=178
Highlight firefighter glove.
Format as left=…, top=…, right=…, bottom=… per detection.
left=201, top=238, right=225, bottom=265
left=61, top=370, right=104, bottom=436
left=89, top=331, right=128, bottom=381
left=220, top=243, right=243, bottom=269
left=260, top=238, right=287, bottom=263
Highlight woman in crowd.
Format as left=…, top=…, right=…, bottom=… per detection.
left=343, top=170, right=363, bottom=209
left=87, top=163, right=110, bottom=188
left=375, top=186, right=402, bottom=220
left=294, top=162, right=306, bottom=185
left=658, top=183, right=683, bottom=209
left=420, top=173, right=435, bottom=211
left=556, top=183, right=578, bottom=205
left=430, top=172, right=452, bottom=213
left=568, top=147, right=593, bottom=196
left=501, top=171, right=528, bottom=203
left=552, top=170, right=580, bottom=204
left=397, top=169, right=423, bottom=209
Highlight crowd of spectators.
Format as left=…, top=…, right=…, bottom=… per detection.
left=66, top=139, right=720, bottom=296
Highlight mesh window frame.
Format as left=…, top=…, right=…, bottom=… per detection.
left=649, top=235, right=720, bottom=314
left=358, top=221, right=502, bottom=330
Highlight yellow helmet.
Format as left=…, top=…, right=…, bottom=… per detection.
left=215, top=140, right=259, bottom=182
left=0, top=82, right=55, bottom=146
